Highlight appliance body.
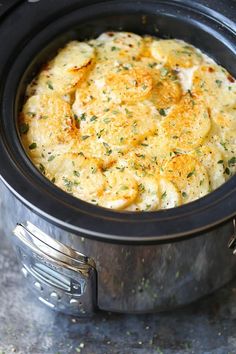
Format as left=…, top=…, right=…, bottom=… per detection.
left=0, top=0, right=235, bottom=315
left=1, top=181, right=236, bottom=314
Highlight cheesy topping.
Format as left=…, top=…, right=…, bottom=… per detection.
left=19, top=32, right=236, bottom=211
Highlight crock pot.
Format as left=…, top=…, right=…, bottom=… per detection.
left=0, top=0, right=236, bottom=316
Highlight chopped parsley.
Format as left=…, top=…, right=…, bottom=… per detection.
left=138, top=184, right=145, bottom=193
left=103, top=117, right=111, bottom=124
left=27, top=111, right=36, bottom=117
left=29, top=142, right=37, bottom=150
left=215, top=79, right=222, bottom=88
left=187, top=170, right=195, bottom=178
left=161, top=191, right=167, bottom=199
left=80, top=113, right=86, bottom=121
left=224, top=167, right=230, bottom=175
left=48, top=155, right=55, bottom=162
left=121, top=185, right=129, bottom=190
left=82, top=135, right=90, bottom=140
left=148, top=63, right=156, bottom=68
left=19, top=123, right=29, bottom=134
left=160, top=67, right=169, bottom=76
left=90, top=115, right=98, bottom=122
left=187, top=89, right=193, bottom=97
left=159, top=108, right=167, bottom=116
left=39, top=163, right=45, bottom=174
left=228, top=157, right=236, bottom=166
left=47, top=81, right=54, bottom=90
left=103, top=142, right=112, bottom=155
left=116, top=166, right=125, bottom=172
left=220, top=141, right=228, bottom=150
left=63, top=177, right=73, bottom=191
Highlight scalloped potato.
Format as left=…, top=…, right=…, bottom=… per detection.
left=19, top=32, right=236, bottom=211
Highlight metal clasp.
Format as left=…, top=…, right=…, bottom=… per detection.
left=228, top=218, right=236, bottom=254
left=12, top=222, right=97, bottom=316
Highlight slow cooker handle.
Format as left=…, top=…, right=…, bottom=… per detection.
left=12, top=221, right=97, bottom=316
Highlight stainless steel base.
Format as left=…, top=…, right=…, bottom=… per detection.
left=1, top=180, right=236, bottom=313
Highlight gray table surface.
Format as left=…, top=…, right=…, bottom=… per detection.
left=1, top=220, right=236, bottom=354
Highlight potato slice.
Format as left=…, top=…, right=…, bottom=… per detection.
left=75, top=101, right=158, bottom=167
left=118, top=134, right=172, bottom=178
left=213, top=105, right=236, bottom=131
left=161, top=92, right=211, bottom=151
left=148, top=66, right=182, bottom=109
left=163, top=155, right=209, bottom=203
left=151, top=39, right=203, bottom=68
left=72, top=60, right=121, bottom=118
left=192, top=64, right=236, bottom=114
left=105, top=67, right=152, bottom=103
left=213, top=130, right=236, bottom=177
left=44, top=153, right=105, bottom=202
left=191, top=145, right=225, bottom=189
left=73, top=61, right=153, bottom=115
left=158, top=177, right=181, bottom=209
left=20, top=94, right=76, bottom=158
left=91, top=31, right=143, bottom=60
left=27, top=41, right=94, bottom=95
left=126, top=176, right=160, bottom=211
left=100, top=169, right=138, bottom=209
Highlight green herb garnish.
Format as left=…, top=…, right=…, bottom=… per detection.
left=80, top=113, right=86, bottom=121
left=48, top=155, right=55, bottom=162
left=187, top=170, right=195, bottom=178
left=161, top=191, right=167, bottom=199
left=47, top=81, right=54, bottom=90
left=19, top=123, right=29, bottom=134
left=29, top=142, right=37, bottom=150
left=159, top=108, right=167, bottom=116
left=215, top=79, right=222, bottom=88
left=90, top=115, right=98, bottom=122
left=73, top=170, right=80, bottom=177
left=228, top=157, right=236, bottom=166
left=39, top=163, right=45, bottom=174
left=82, top=135, right=90, bottom=140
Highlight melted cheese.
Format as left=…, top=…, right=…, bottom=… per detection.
left=19, top=32, right=236, bottom=211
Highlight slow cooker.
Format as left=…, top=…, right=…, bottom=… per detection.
left=0, top=0, right=236, bottom=316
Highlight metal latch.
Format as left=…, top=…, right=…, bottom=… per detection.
left=228, top=219, right=236, bottom=255
left=12, top=221, right=97, bottom=316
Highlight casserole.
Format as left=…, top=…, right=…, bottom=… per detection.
left=19, top=32, right=235, bottom=211
left=0, top=0, right=235, bottom=315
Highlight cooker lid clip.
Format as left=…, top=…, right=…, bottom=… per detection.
left=228, top=219, right=236, bottom=254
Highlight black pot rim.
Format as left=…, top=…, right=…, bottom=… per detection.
left=0, top=0, right=236, bottom=244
